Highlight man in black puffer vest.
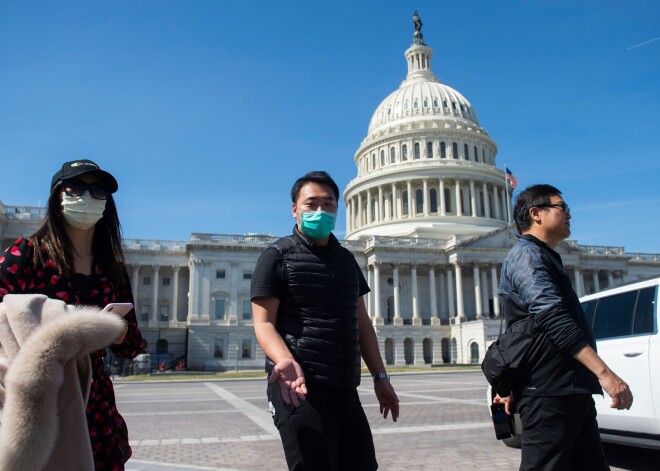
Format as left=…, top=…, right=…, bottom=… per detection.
left=251, top=171, right=399, bottom=471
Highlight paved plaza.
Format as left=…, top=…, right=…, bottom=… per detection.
left=116, top=371, right=658, bottom=471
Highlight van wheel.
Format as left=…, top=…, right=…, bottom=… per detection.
left=502, top=435, right=521, bottom=448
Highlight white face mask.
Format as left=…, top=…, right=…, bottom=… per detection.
left=61, top=191, right=106, bottom=230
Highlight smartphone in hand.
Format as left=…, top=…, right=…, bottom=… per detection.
left=102, top=303, right=133, bottom=318
left=490, top=403, right=514, bottom=440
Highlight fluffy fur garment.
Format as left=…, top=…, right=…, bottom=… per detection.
left=0, top=294, right=126, bottom=471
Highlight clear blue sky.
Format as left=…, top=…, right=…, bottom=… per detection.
left=1, top=1, right=659, bottom=253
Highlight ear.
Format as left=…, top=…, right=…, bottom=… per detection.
left=291, top=202, right=298, bottom=219
left=529, top=207, right=543, bottom=225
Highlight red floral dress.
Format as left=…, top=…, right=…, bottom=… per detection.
left=0, top=237, right=144, bottom=470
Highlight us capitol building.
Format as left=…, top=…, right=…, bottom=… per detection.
left=2, top=16, right=659, bottom=371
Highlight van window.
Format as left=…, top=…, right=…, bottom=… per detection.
left=592, top=290, right=636, bottom=339
left=582, top=300, right=597, bottom=328
left=633, top=286, right=656, bottom=335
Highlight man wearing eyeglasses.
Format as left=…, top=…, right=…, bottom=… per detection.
left=494, top=184, right=632, bottom=471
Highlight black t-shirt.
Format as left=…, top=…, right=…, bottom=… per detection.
left=251, top=245, right=370, bottom=301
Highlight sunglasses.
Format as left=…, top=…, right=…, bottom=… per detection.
left=61, top=179, right=111, bottom=200
left=536, top=202, right=570, bottom=215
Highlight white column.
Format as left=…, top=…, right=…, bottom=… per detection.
left=423, top=178, right=429, bottom=216
left=455, top=263, right=464, bottom=319
left=473, top=264, right=482, bottom=318
left=481, top=268, right=489, bottom=317
left=429, top=266, right=439, bottom=325
left=455, top=180, right=462, bottom=215
left=412, top=264, right=420, bottom=325
left=188, top=259, right=201, bottom=321
left=393, top=264, right=402, bottom=325
left=346, top=199, right=352, bottom=233
left=447, top=268, right=455, bottom=318
left=378, top=185, right=384, bottom=222
left=483, top=183, right=491, bottom=218
left=172, top=266, right=180, bottom=322
left=407, top=180, right=413, bottom=217
left=229, top=261, right=239, bottom=324
left=470, top=180, right=477, bottom=217
left=373, top=263, right=383, bottom=324
left=438, top=270, right=447, bottom=319
left=201, top=262, right=211, bottom=321
left=151, top=265, right=160, bottom=323
left=367, top=264, right=373, bottom=318
left=607, top=271, right=614, bottom=288
left=357, top=193, right=363, bottom=228
left=493, top=186, right=501, bottom=220
left=131, top=265, right=140, bottom=304
left=392, top=183, right=399, bottom=219
left=592, top=271, right=600, bottom=293
left=491, top=264, right=500, bottom=317
left=573, top=267, right=583, bottom=297
left=439, top=179, right=446, bottom=216
left=366, top=189, right=372, bottom=225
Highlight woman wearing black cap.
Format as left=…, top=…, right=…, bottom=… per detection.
left=0, top=159, right=144, bottom=470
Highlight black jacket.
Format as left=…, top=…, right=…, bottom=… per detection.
left=499, top=234, right=601, bottom=396
left=266, top=229, right=362, bottom=389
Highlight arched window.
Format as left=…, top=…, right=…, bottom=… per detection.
left=404, top=338, right=414, bottom=365
left=380, top=150, right=385, bottom=166
left=423, top=99, right=429, bottom=109
left=470, top=342, right=480, bottom=364
left=430, top=188, right=438, bottom=213
left=464, top=143, right=469, bottom=160
left=444, top=188, right=452, bottom=213
left=214, top=298, right=226, bottom=320
left=433, top=98, right=439, bottom=109
left=402, top=190, right=409, bottom=216
left=371, top=153, right=376, bottom=169
left=482, top=148, right=486, bottom=163
left=156, top=338, right=169, bottom=354
left=414, top=142, right=420, bottom=159
left=390, top=147, right=396, bottom=164
left=440, top=142, right=446, bottom=158
left=385, top=338, right=395, bottom=364
left=423, top=338, right=433, bottom=364
left=415, top=189, right=423, bottom=214
left=159, top=301, right=169, bottom=322
left=452, top=142, right=458, bottom=159
left=427, top=141, right=433, bottom=158
left=474, top=146, right=478, bottom=162
left=402, top=144, right=408, bottom=161
left=441, top=338, right=450, bottom=363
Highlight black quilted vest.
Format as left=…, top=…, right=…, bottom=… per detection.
left=267, top=230, right=362, bottom=389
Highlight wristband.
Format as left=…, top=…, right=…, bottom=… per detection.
left=372, top=372, right=390, bottom=382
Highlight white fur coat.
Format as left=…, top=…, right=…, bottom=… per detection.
left=0, top=294, right=126, bottom=471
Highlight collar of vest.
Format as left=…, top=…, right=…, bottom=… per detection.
left=292, top=225, right=340, bottom=250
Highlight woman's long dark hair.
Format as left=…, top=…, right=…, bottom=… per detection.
left=31, top=183, right=127, bottom=285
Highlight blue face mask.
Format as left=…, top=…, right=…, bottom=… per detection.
left=300, top=210, right=336, bottom=240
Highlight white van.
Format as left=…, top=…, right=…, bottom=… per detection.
left=488, top=276, right=660, bottom=450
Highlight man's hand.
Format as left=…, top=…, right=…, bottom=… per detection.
left=269, top=358, right=308, bottom=407
left=599, top=370, right=633, bottom=410
left=374, top=379, right=399, bottom=422
left=493, top=394, right=514, bottom=415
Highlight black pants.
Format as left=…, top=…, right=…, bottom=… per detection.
left=518, top=395, right=609, bottom=471
left=267, top=382, right=378, bottom=471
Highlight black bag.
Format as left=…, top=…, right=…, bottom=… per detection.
left=481, top=316, right=537, bottom=397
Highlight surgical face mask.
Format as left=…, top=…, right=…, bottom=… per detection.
left=61, top=191, right=106, bottom=230
left=300, top=210, right=336, bottom=240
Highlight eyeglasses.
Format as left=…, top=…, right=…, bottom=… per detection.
left=537, top=202, right=570, bottom=215
left=60, top=179, right=111, bottom=200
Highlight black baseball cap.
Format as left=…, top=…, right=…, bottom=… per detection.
left=51, top=159, right=118, bottom=193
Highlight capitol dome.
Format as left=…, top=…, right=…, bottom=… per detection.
left=344, top=17, right=512, bottom=240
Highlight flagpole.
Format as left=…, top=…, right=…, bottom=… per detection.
left=504, top=163, right=512, bottom=224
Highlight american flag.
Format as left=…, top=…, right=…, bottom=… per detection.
left=505, top=167, right=519, bottom=189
